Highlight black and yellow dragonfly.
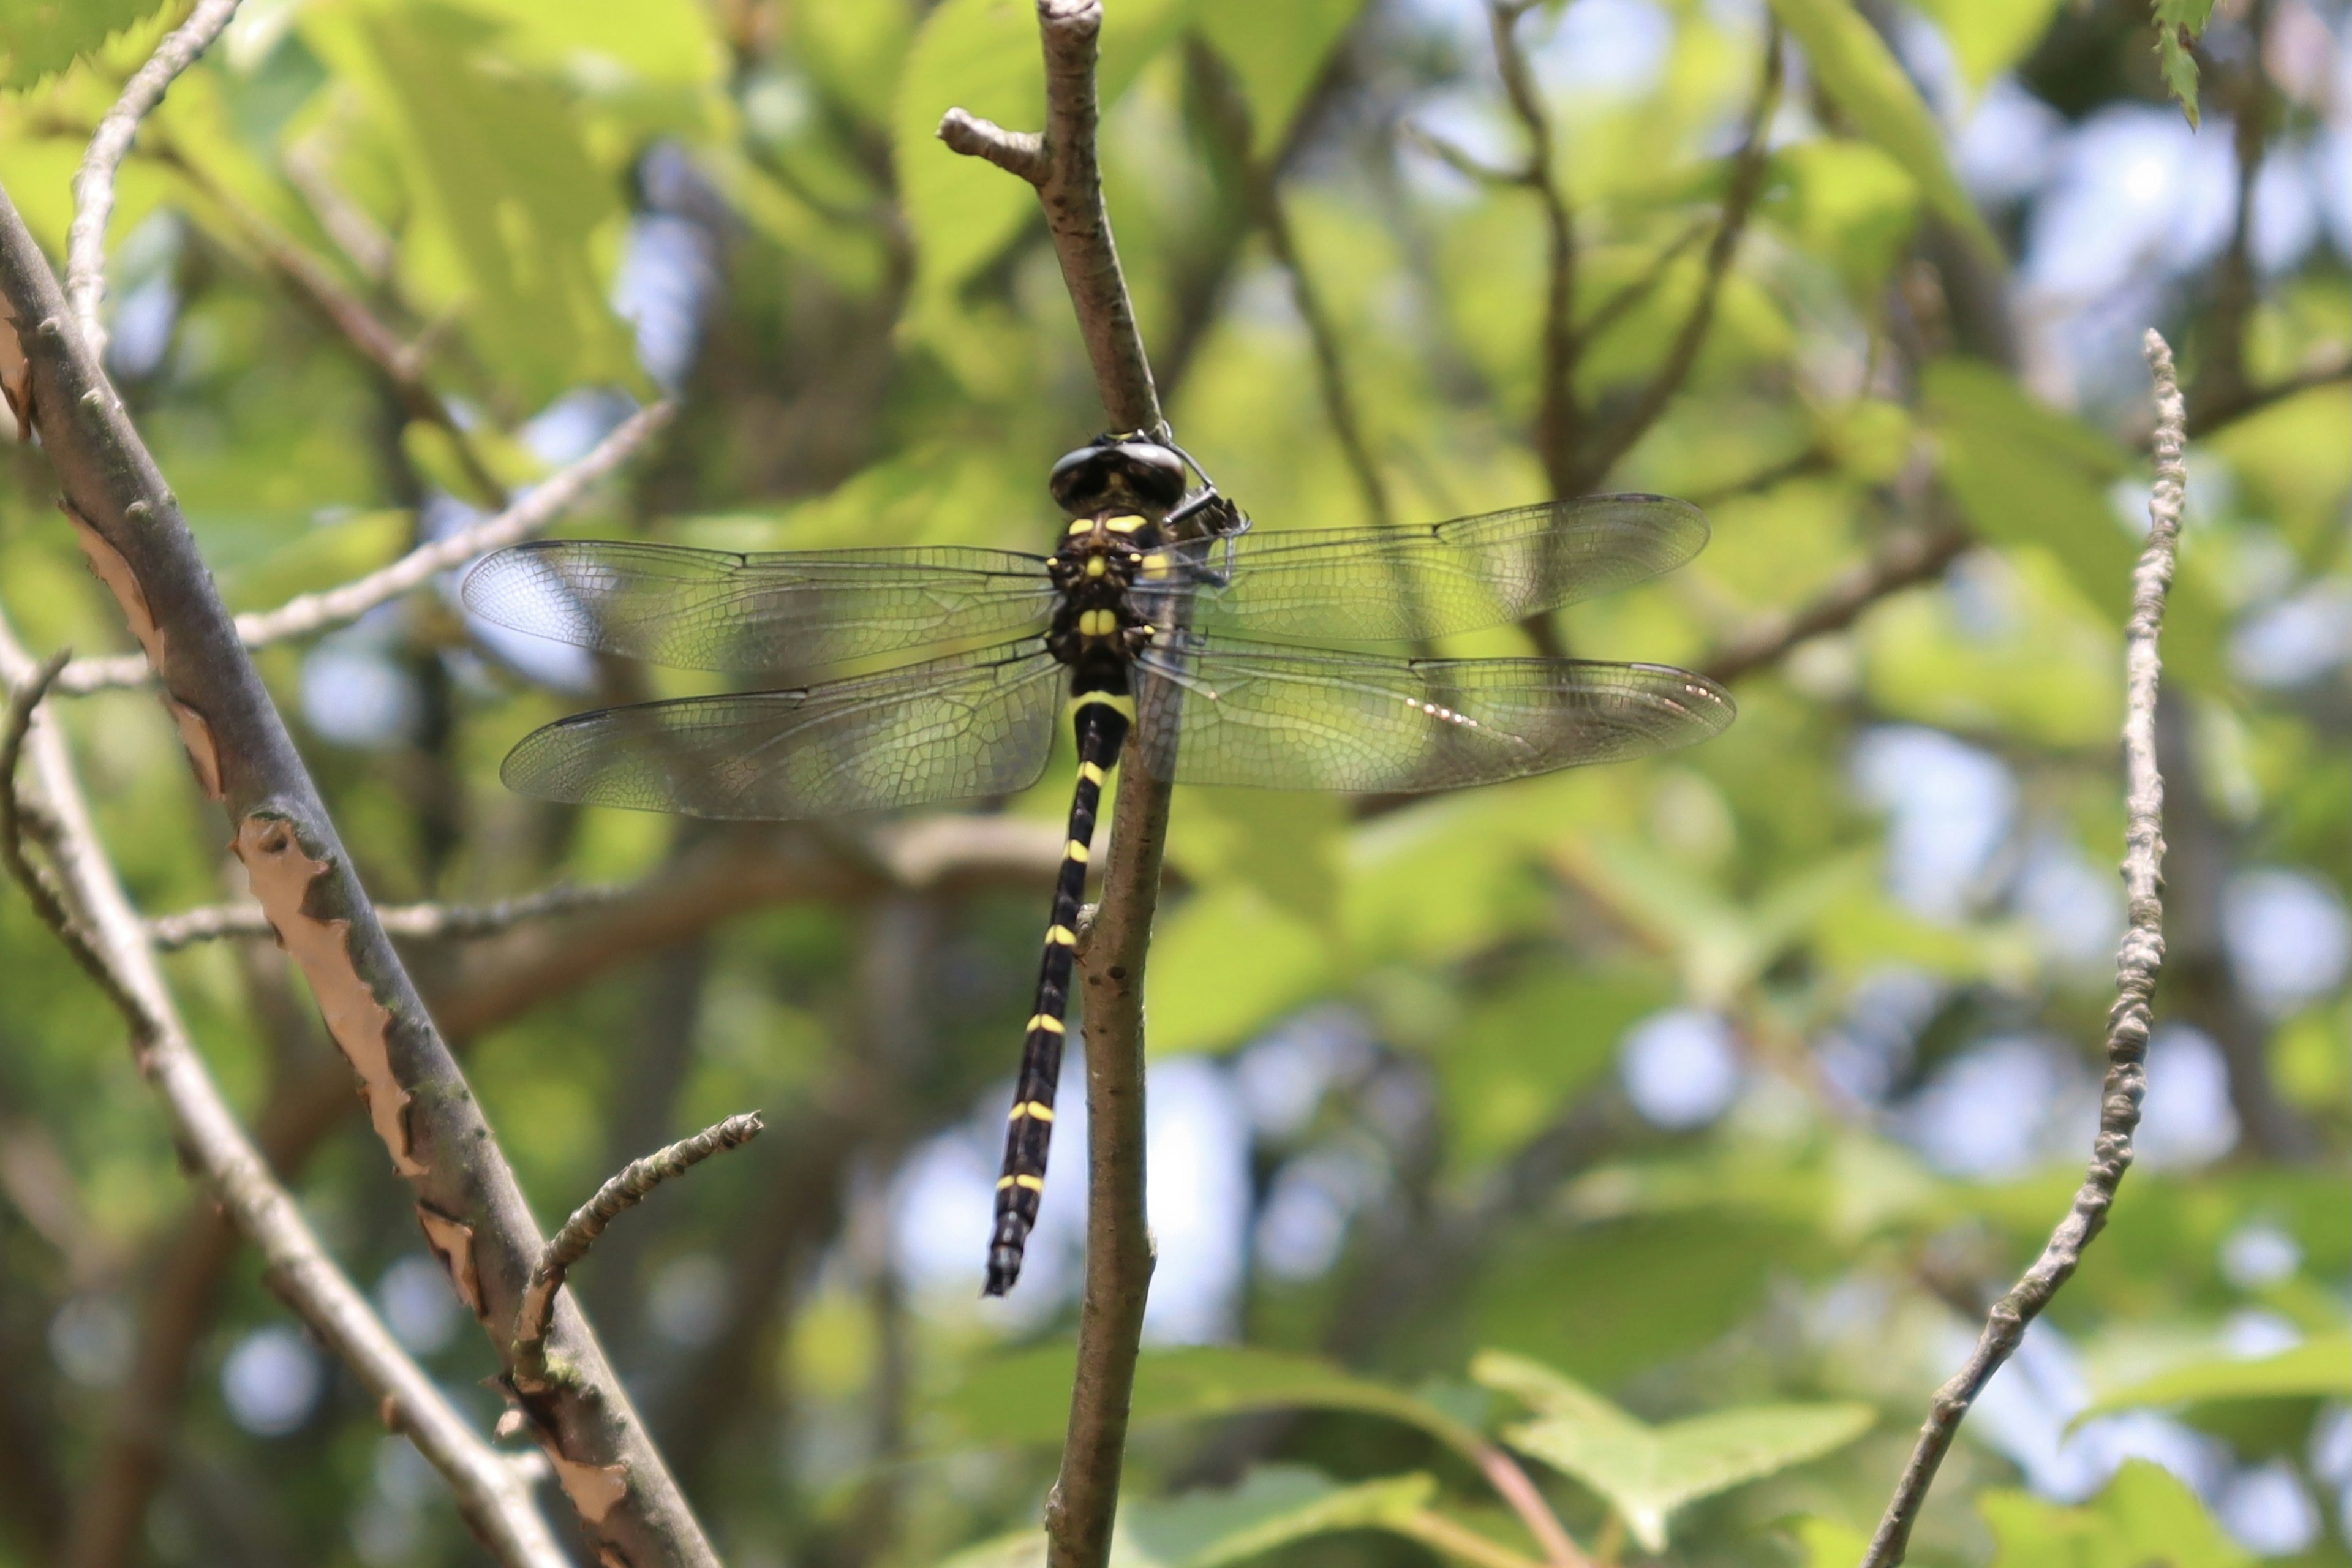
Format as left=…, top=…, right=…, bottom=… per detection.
left=460, top=437, right=1734, bottom=1295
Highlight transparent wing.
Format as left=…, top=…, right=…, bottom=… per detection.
left=1134, top=495, right=1708, bottom=643
left=500, top=642, right=1066, bottom=820
left=461, top=540, right=1058, bottom=672
left=1136, top=634, right=1733, bottom=792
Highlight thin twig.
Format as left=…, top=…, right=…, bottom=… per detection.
left=66, top=0, right=243, bottom=361
left=56, top=400, right=671, bottom=693
left=941, top=6, right=1167, bottom=1565
left=1395, top=1508, right=1550, bottom=1568
left=148, top=881, right=628, bottom=951
left=2185, top=353, right=2350, bottom=436
left=0, top=611, right=567, bottom=1568
left=1700, top=522, right=1972, bottom=685
left=1569, top=216, right=1712, bottom=355
left=510, top=1114, right=763, bottom=1396
left=1859, top=330, right=2187, bottom=1568
left=1190, top=41, right=1392, bottom=527
left=1485, top=0, right=1581, bottom=497
left=1572, top=25, right=1781, bottom=492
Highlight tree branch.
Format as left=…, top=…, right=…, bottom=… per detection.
left=941, top=6, right=1166, bottom=1564
left=0, top=612, right=567, bottom=1568
left=148, top=880, right=628, bottom=950
left=1189, top=40, right=1392, bottom=527
left=1571, top=25, right=1781, bottom=492
left=511, top=1114, right=763, bottom=1396
left=1700, top=519, right=1972, bottom=685
left=0, top=179, right=717, bottom=1567
left=1859, top=330, right=2187, bottom=1568
left=66, top=0, right=243, bottom=361
left=55, top=399, right=671, bottom=694
left=1485, top=0, right=1581, bottom=498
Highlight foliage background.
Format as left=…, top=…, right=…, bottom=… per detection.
left=0, top=0, right=2344, bottom=1566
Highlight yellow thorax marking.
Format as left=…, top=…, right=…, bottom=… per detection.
left=1085, top=556, right=1108, bottom=578
left=1104, top=514, right=1145, bottom=533
left=1078, top=608, right=1117, bottom=637
left=1066, top=518, right=1093, bottom=536
left=1065, top=839, right=1090, bottom=863
left=1045, top=924, right=1077, bottom=946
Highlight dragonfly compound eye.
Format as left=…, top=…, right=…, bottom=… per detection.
left=1048, top=442, right=1187, bottom=514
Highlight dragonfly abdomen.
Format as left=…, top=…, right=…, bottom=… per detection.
left=984, top=684, right=1134, bottom=1297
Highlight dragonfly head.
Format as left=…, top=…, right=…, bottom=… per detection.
left=1049, top=440, right=1186, bottom=516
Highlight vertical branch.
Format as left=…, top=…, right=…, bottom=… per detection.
left=66, top=0, right=243, bottom=360
left=1570, top=25, right=1781, bottom=492
left=1858, top=331, right=2188, bottom=1568
left=1187, top=41, right=1393, bottom=528
left=1485, top=0, right=1581, bottom=498
left=938, top=5, right=1166, bottom=1564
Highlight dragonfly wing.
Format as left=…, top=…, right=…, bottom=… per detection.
left=1135, top=634, right=1733, bottom=792
left=1139, top=495, right=1708, bottom=643
left=500, top=643, right=1066, bottom=820
left=461, top=540, right=1058, bottom=672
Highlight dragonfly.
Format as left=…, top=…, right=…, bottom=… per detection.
left=460, top=436, right=1735, bottom=1295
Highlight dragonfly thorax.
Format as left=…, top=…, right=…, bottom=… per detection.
left=1045, top=510, right=1159, bottom=669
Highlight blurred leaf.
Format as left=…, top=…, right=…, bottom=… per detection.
left=1763, top=0, right=2000, bottom=258
left=1436, top=969, right=1666, bottom=1161
left=304, top=0, right=641, bottom=409
left=1789, top=1515, right=1874, bottom=1568
left=1146, top=883, right=1336, bottom=1055
left=1768, top=140, right=1920, bottom=297
left=1909, top=0, right=2064, bottom=92
left=1192, top=0, right=1368, bottom=158
left=797, top=0, right=915, bottom=125
left=2149, top=1, right=2217, bottom=129
left=1480, top=1351, right=1872, bottom=1551
left=1169, top=786, right=1344, bottom=929
left=1123, top=1468, right=1436, bottom=1567
left=938, top=1469, right=1438, bottom=1568
left=1981, top=1460, right=2248, bottom=1568
left=2080, top=1336, right=2352, bottom=1421
left=893, top=0, right=1188, bottom=312
left=933, top=1344, right=1486, bottom=1453
left=0, top=0, right=159, bottom=88
left=216, top=509, right=409, bottom=611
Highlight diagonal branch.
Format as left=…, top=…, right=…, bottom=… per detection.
left=1570, top=25, right=1781, bottom=492
left=55, top=399, right=671, bottom=694
left=511, top=1115, right=764, bottom=1396
left=1859, top=330, right=2187, bottom=1568
left=66, top=0, right=243, bottom=361
left=1189, top=40, right=1392, bottom=527
left=0, top=612, right=566, bottom=1568
left=0, top=178, right=717, bottom=1567
left=148, top=880, right=628, bottom=949
left=940, top=5, right=1166, bottom=1565
left=1700, top=518, right=1972, bottom=685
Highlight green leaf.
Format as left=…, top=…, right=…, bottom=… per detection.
left=303, top=0, right=641, bottom=409
left=931, top=1345, right=1486, bottom=1456
left=1479, top=1351, right=1872, bottom=1551
left=2150, top=1, right=2217, bottom=129
left=1788, top=1513, right=1874, bottom=1568
left=1191, top=0, right=1369, bottom=158
left=1908, top=0, right=2064, bottom=93
left=1437, top=969, right=1665, bottom=1161
left=1982, top=1460, right=2248, bottom=1568
left=1123, top=1468, right=1436, bottom=1567
left=1144, top=883, right=1336, bottom=1055
left=2080, top=1336, right=2352, bottom=1421
left=937, top=1470, right=1439, bottom=1568
left=1763, top=0, right=2001, bottom=260
left=0, top=0, right=160, bottom=89
left=893, top=0, right=1189, bottom=312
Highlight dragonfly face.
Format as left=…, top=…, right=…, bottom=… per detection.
left=459, top=436, right=1738, bottom=1295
